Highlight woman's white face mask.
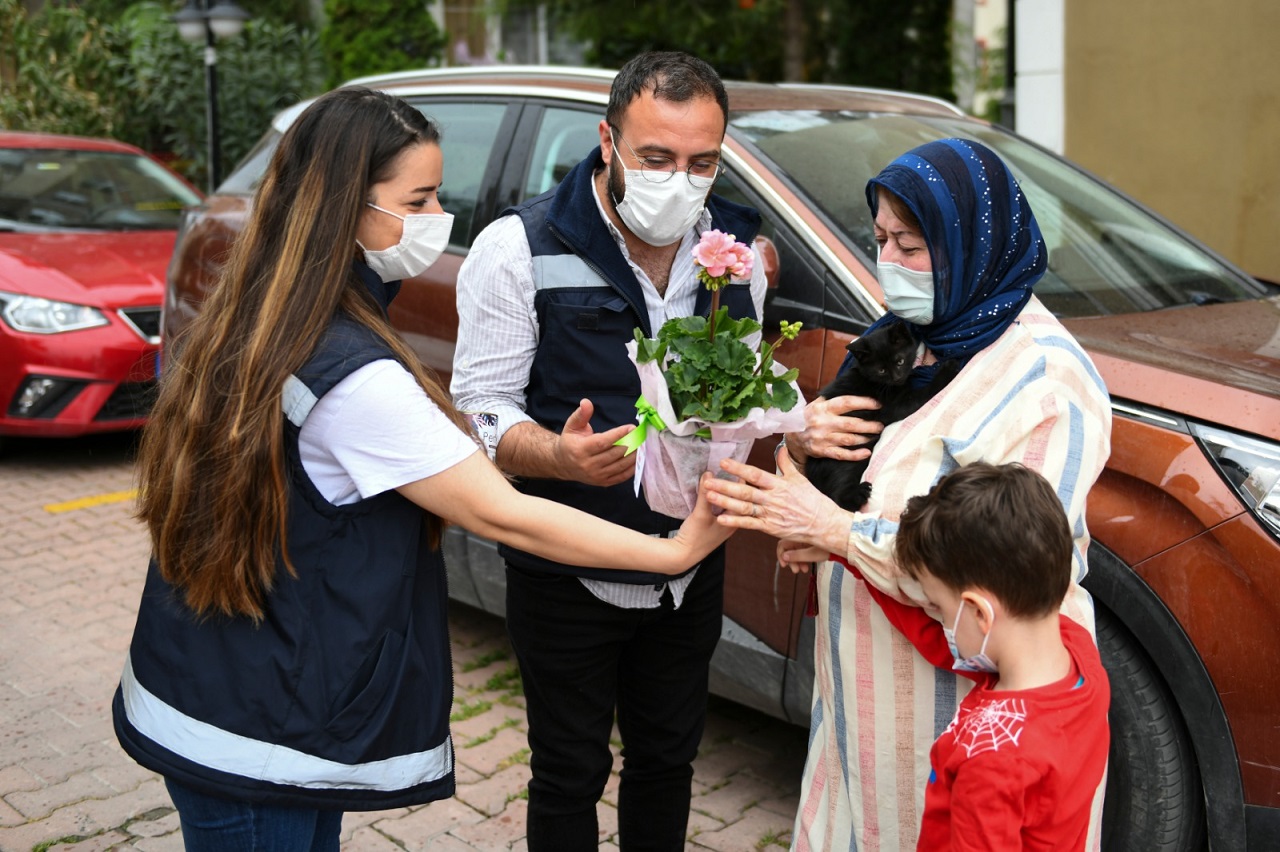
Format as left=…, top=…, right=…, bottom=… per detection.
left=359, top=204, right=454, bottom=283
left=877, top=247, right=936, bottom=325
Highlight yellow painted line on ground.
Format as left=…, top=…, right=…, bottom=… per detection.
left=44, top=489, right=138, bottom=514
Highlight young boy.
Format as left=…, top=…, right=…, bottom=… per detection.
left=843, top=462, right=1110, bottom=851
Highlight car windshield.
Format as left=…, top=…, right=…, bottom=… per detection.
left=0, top=147, right=201, bottom=232
left=729, top=110, right=1265, bottom=317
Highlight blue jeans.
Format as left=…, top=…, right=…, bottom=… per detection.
left=165, top=778, right=342, bottom=852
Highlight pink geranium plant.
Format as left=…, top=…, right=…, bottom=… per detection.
left=693, top=228, right=755, bottom=285
left=618, top=229, right=807, bottom=518
left=631, top=229, right=802, bottom=426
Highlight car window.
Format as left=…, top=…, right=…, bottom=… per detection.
left=523, top=107, right=602, bottom=198
left=0, top=148, right=200, bottom=231
left=714, top=171, right=874, bottom=335
left=729, top=109, right=1265, bottom=318
left=416, top=102, right=507, bottom=250
left=219, top=130, right=281, bottom=195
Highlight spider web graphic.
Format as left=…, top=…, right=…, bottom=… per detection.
left=954, top=698, right=1029, bottom=758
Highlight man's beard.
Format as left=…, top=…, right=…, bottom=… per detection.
left=605, top=157, right=626, bottom=216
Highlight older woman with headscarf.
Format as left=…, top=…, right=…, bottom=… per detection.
left=704, top=138, right=1113, bottom=850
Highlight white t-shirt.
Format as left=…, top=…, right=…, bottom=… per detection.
left=298, top=359, right=478, bottom=505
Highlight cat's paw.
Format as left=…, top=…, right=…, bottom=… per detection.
left=936, top=359, right=962, bottom=382
left=836, top=481, right=873, bottom=512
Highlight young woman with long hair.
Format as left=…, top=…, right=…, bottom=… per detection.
left=112, top=87, right=730, bottom=852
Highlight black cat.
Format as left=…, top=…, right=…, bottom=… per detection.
left=805, top=322, right=960, bottom=511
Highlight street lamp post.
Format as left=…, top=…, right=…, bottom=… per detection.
left=173, top=0, right=251, bottom=194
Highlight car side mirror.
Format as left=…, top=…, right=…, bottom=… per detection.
left=754, top=234, right=780, bottom=291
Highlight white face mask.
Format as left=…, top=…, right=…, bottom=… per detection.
left=610, top=133, right=709, bottom=246
left=359, top=204, right=454, bottom=283
left=877, top=251, right=936, bottom=325
left=943, top=599, right=999, bottom=674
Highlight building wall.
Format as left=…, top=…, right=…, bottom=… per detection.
left=1015, top=0, right=1065, bottom=155
left=1063, top=0, right=1280, bottom=282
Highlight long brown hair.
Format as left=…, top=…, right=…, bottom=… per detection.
left=137, top=87, right=473, bottom=621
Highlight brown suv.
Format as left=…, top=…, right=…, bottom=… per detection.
left=163, top=66, right=1280, bottom=851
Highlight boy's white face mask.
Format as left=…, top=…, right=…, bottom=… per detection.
left=943, top=598, right=998, bottom=674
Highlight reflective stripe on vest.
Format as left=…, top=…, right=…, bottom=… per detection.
left=119, top=653, right=453, bottom=791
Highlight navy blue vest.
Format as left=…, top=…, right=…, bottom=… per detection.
left=114, top=312, right=455, bottom=810
left=500, top=148, right=761, bottom=581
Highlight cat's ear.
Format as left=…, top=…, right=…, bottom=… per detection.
left=846, top=337, right=869, bottom=356
left=888, top=321, right=911, bottom=342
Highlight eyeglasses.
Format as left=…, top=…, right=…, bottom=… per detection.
left=609, top=127, right=723, bottom=188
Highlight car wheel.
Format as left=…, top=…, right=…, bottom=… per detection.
left=1096, top=603, right=1207, bottom=851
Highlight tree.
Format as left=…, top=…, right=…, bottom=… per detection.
left=0, top=0, right=326, bottom=188
left=0, top=0, right=128, bottom=139
left=514, top=0, right=786, bottom=82
left=825, top=0, right=955, bottom=101
left=505, top=0, right=954, bottom=101
left=320, top=0, right=448, bottom=88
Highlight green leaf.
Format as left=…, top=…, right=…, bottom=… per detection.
left=657, top=315, right=708, bottom=343
left=713, top=336, right=756, bottom=374
left=768, top=381, right=799, bottom=413
left=631, top=292, right=803, bottom=423
left=634, top=333, right=667, bottom=364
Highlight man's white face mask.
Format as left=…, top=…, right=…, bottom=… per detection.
left=609, top=129, right=712, bottom=247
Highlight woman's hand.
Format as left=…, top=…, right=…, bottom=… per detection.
left=704, top=449, right=852, bottom=555
left=670, top=472, right=736, bottom=566
left=784, top=394, right=884, bottom=465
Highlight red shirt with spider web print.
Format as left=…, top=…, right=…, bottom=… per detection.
left=840, top=560, right=1111, bottom=851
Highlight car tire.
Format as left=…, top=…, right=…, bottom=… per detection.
left=1096, top=603, right=1207, bottom=851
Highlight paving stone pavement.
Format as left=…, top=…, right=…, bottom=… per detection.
left=0, top=435, right=809, bottom=851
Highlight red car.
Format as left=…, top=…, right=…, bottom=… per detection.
left=0, top=131, right=202, bottom=449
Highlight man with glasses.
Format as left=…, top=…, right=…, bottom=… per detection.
left=452, top=51, right=766, bottom=851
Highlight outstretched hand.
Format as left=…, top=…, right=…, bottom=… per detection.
left=555, top=398, right=637, bottom=487
left=671, top=472, right=736, bottom=564
left=703, top=448, right=851, bottom=554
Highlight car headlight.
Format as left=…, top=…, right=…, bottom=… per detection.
left=1191, top=422, right=1280, bottom=537
left=0, top=290, right=109, bottom=334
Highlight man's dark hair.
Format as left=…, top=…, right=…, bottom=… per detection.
left=894, top=463, right=1072, bottom=618
left=606, top=51, right=729, bottom=132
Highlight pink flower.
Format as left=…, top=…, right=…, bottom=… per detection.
left=693, top=229, right=754, bottom=283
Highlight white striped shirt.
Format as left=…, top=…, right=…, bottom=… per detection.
left=452, top=181, right=767, bottom=609
left=794, top=296, right=1112, bottom=851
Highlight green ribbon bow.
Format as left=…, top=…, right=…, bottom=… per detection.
left=614, top=396, right=667, bottom=456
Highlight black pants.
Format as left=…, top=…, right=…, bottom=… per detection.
left=504, top=548, right=725, bottom=852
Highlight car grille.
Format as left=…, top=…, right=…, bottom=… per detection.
left=118, top=307, right=162, bottom=343
left=94, top=380, right=159, bottom=421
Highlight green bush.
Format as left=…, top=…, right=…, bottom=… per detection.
left=320, top=0, right=448, bottom=88
left=506, top=0, right=954, bottom=102
left=525, top=0, right=786, bottom=82
left=112, top=2, right=326, bottom=187
left=0, top=0, right=326, bottom=189
left=826, top=0, right=955, bottom=102
left=0, top=0, right=127, bottom=138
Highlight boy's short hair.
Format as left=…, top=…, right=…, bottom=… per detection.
left=894, top=462, right=1072, bottom=618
